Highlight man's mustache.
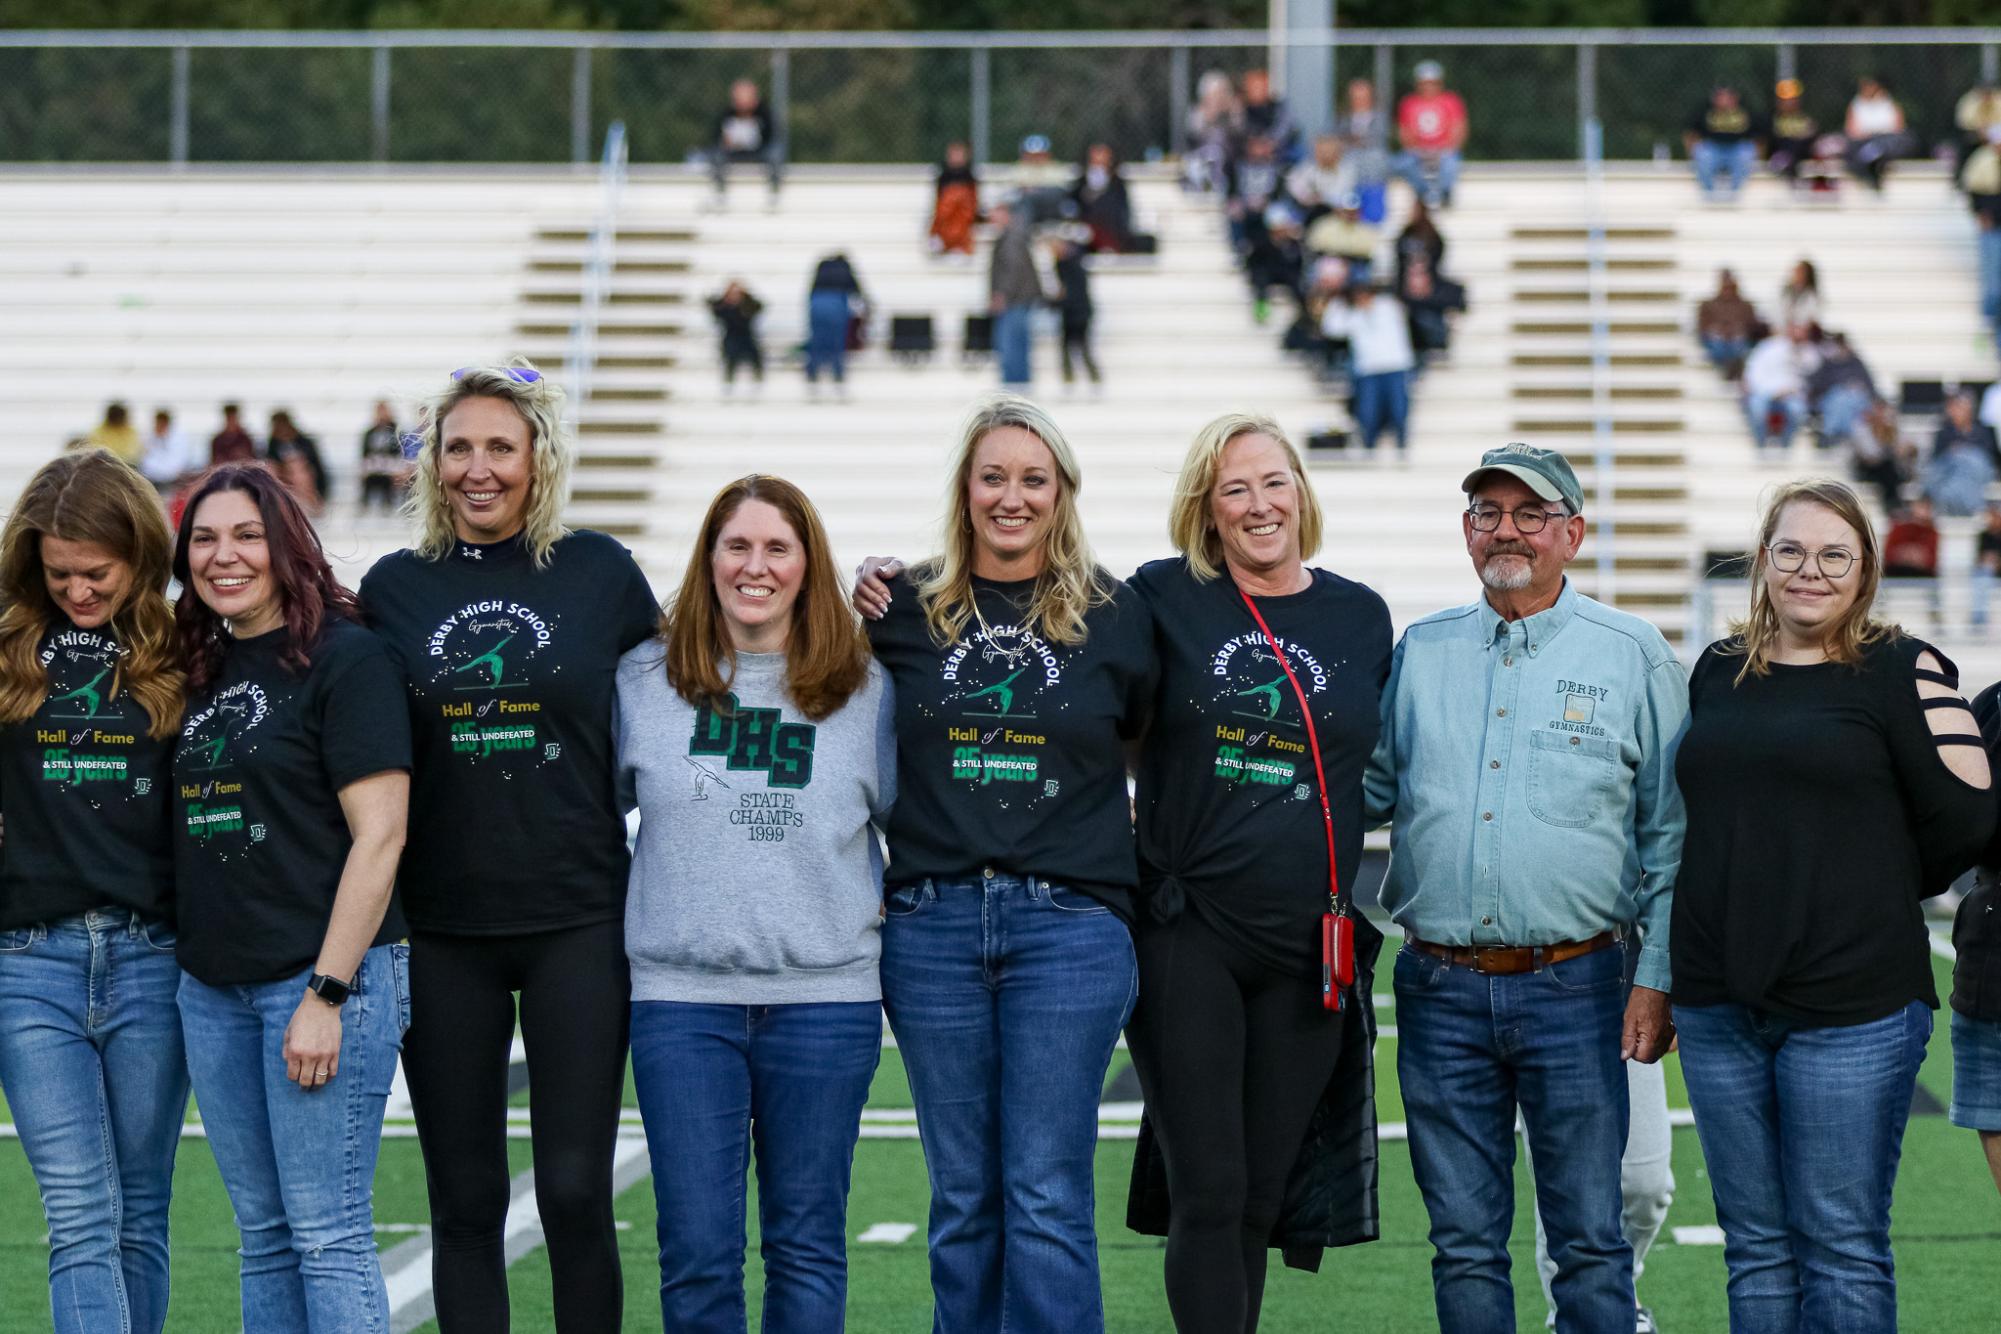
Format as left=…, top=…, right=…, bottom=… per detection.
left=1485, top=543, right=1534, bottom=558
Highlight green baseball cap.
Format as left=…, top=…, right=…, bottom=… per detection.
left=1461, top=443, right=1584, bottom=514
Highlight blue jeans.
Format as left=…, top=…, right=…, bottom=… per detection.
left=880, top=874, right=1137, bottom=1334
left=806, top=290, right=849, bottom=383
left=1693, top=138, right=1758, bottom=195
left=1674, top=1000, right=1931, bottom=1334
left=1394, top=149, right=1461, bottom=204
left=1702, top=333, right=1750, bottom=372
left=630, top=1000, right=881, bottom=1333
left=178, top=944, right=410, bottom=1334
left=1353, top=368, right=1411, bottom=451
left=0, top=912, right=189, bottom=1334
left=1816, top=382, right=1872, bottom=446
left=994, top=305, right=1033, bottom=385
left=1745, top=391, right=1805, bottom=448
left=1395, top=943, right=1634, bottom=1334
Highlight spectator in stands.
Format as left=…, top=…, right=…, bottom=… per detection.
left=1238, top=68, right=1301, bottom=165
left=1975, top=501, right=2001, bottom=632
left=1305, top=197, right=1379, bottom=281
left=1884, top=497, right=1943, bottom=580
left=1286, top=134, right=1356, bottom=226
left=1742, top=324, right=1821, bottom=450
left=1957, top=82, right=2001, bottom=176
left=1766, top=78, right=1824, bottom=187
left=209, top=403, right=257, bottom=467
left=140, top=408, right=190, bottom=496
left=1184, top=70, right=1242, bottom=193
left=1844, top=76, right=1914, bottom=192
left=1963, top=131, right=2001, bottom=351
left=1293, top=256, right=1354, bottom=380
left=708, top=281, right=766, bottom=396
left=1927, top=391, right=2001, bottom=516
left=1321, top=285, right=1416, bottom=453
left=1852, top=397, right=1911, bottom=515
left=1400, top=257, right=1467, bottom=361
left=806, top=252, right=864, bottom=399
left=266, top=410, right=327, bottom=516
left=1687, top=85, right=1760, bottom=200
left=86, top=403, right=142, bottom=467
left=1069, top=143, right=1133, bottom=254
left=1778, top=259, right=1823, bottom=332
left=1051, top=231, right=1100, bottom=388
left=1394, top=198, right=1446, bottom=289
left=707, top=78, right=781, bottom=208
left=1807, top=333, right=1878, bottom=447
left=1696, top=269, right=1759, bottom=378
left=1395, top=60, right=1468, bottom=209
left=359, top=401, right=407, bottom=512
left=1252, top=201, right=1307, bottom=323
left=1226, top=135, right=1287, bottom=316
left=1337, top=78, right=1393, bottom=223
left=1009, top=134, right=1072, bottom=222
left=988, top=201, right=1046, bottom=387
left=930, top=140, right=980, bottom=257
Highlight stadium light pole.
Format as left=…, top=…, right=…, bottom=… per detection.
left=1270, top=0, right=1336, bottom=141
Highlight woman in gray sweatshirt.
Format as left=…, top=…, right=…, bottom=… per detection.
left=615, top=473, right=895, bottom=1333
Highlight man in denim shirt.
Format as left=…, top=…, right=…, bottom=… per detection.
left=1363, top=444, right=1687, bottom=1334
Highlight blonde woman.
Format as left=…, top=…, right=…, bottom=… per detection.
left=358, top=364, right=659, bottom=1331
left=0, top=451, right=186, bottom=1334
left=861, top=394, right=1154, bottom=1333
left=1673, top=479, right=1994, bottom=1332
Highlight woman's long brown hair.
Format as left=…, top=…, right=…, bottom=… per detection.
left=172, top=465, right=359, bottom=695
left=0, top=450, right=183, bottom=740
left=661, top=474, right=870, bottom=722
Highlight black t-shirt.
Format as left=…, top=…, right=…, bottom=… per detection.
left=0, top=619, right=175, bottom=928
left=1672, top=636, right=1995, bottom=1025
left=172, top=619, right=412, bottom=986
left=360, top=530, right=659, bottom=935
left=1130, top=559, right=1393, bottom=974
left=1691, top=104, right=1756, bottom=145
left=867, top=567, right=1155, bottom=917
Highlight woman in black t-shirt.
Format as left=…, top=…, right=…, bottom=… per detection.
left=1674, top=479, right=1994, bottom=1332
left=359, top=364, right=657, bottom=1332
left=0, top=450, right=187, bottom=1334
left=859, top=394, right=1153, bottom=1333
left=1124, top=415, right=1392, bottom=1329
left=169, top=464, right=412, bottom=1329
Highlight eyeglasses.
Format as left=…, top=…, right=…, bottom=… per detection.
left=1467, top=504, right=1569, bottom=535
left=451, top=367, right=542, bottom=384
left=1765, top=542, right=1855, bottom=578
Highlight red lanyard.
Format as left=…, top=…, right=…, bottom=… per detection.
left=1237, top=586, right=1344, bottom=918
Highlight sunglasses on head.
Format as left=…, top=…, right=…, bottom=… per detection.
left=451, top=366, right=542, bottom=384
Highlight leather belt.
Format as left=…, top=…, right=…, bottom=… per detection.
left=1408, top=930, right=1619, bottom=976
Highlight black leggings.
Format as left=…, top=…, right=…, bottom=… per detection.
left=405, top=919, right=630, bottom=1332
left=1126, top=909, right=1344, bottom=1334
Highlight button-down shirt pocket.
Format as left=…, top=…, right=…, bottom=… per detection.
left=1526, top=730, right=1618, bottom=830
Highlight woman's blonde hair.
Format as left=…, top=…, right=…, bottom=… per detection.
left=915, top=394, right=1112, bottom=648
left=1726, top=477, right=1896, bottom=682
left=0, top=450, right=182, bottom=739
left=403, top=360, right=572, bottom=567
left=1168, top=412, right=1324, bottom=581
left=660, top=474, right=872, bottom=722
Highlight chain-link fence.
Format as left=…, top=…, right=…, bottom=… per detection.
left=0, top=29, right=1996, bottom=168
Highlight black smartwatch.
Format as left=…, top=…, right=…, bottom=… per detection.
left=306, top=972, right=353, bottom=1007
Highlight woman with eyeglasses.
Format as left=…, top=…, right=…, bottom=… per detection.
left=359, top=363, right=659, bottom=1331
left=0, top=451, right=187, bottom=1334
left=1672, top=478, right=1994, bottom=1332
left=170, top=464, right=412, bottom=1331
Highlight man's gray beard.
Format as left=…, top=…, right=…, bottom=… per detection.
left=1479, top=553, right=1535, bottom=592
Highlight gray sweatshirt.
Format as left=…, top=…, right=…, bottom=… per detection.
left=616, top=644, right=896, bottom=1004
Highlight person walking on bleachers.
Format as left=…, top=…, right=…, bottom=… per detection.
left=1925, top=392, right=1999, bottom=517
left=805, top=253, right=864, bottom=399
left=707, top=282, right=766, bottom=396
left=86, top=403, right=142, bottom=468
left=988, top=201, right=1046, bottom=387
left=1686, top=85, right=1760, bottom=200
left=930, top=141, right=981, bottom=256
left=1069, top=144, right=1133, bottom=254
left=1336, top=78, right=1393, bottom=223
left=1741, top=325, right=1821, bottom=450
left=1320, top=286, right=1416, bottom=453
left=707, top=78, right=781, bottom=209
left=1052, top=232, right=1100, bottom=388
left=1844, top=76, right=1915, bottom=192
left=209, top=403, right=257, bottom=468
left=1696, top=269, right=1759, bottom=378
left=140, top=409, right=191, bottom=496
left=1395, top=61, right=1468, bottom=209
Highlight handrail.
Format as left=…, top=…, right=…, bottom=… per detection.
left=562, top=120, right=627, bottom=447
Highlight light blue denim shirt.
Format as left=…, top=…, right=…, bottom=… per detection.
left=1363, top=579, right=1688, bottom=992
